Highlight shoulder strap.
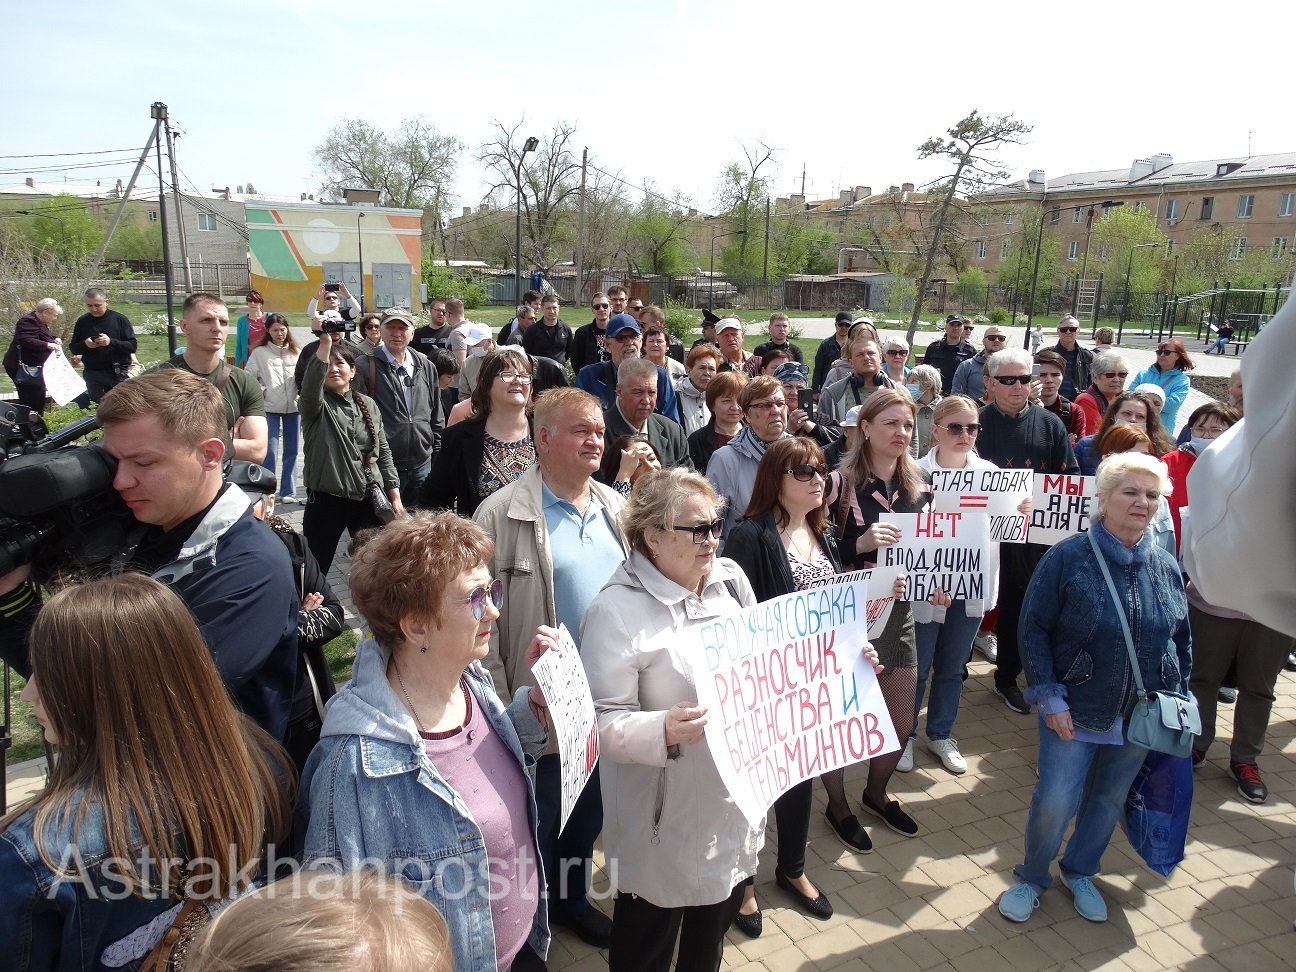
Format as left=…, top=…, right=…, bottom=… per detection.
left=835, top=470, right=855, bottom=541
left=1086, top=528, right=1145, bottom=696
left=723, top=578, right=741, bottom=602
left=215, top=363, right=232, bottom=392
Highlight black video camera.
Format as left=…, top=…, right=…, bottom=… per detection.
left=0, top=403, right=134, bottom=580
left=314, top=310, right=356, bottom=335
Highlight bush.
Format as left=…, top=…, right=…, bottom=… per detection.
left=986, top=307, right=1010, bottom=324
left=660, top=297, right=696, bottom=343
left=42, top=402, right=100, bottom=440
left=422, top=258, right=487, bottom=309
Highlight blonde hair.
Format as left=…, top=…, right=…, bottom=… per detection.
left=1, top=575, right=292, bottom=899
left=98, top=368, right=228, bottom=447
left=1095, top=452, right=1171, bottom=498
left=931, top=394, right=980, bottom=426
left=187, top=868, right=452, bottom=972
left=620, top=468, right=721, bottom=557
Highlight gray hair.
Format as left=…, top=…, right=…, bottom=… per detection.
left=516, top=304, right=534, bottom=318
left=84, top=287, right=108, bottom=301
left=1058, top=314, right=1079, bottom=329
left=1095, top=453, right=1171, bottom=516
left=619, top=468, right=722, bottom=558
left=34, top=297, right=63, bottom=315
left=616, top=356, right=658, bottom=386
left=1091, top=349, right=1130, bottom=378
left=908, top=364, right=942, bottom=395
left=883, top=336, right=910, bottom=354
left=986, top=348, right=1033, bottom=377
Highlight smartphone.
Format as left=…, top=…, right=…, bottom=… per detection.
left=1031, top=364, right=1040, bottom=377
left=324, top=282, right=341, bottom=293
left=797, top=388, right=814, bottom=420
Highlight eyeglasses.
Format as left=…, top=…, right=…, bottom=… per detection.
left=1058, top=326, right=1079, bottom=333
left=463, top=579, right=503, bottom=620
left=939, top=422, right=981, bottom=436
left=1191, top=425, right=1228, bottom=438
left=1156, top=349, right=1176, bottom=356
left=1100, top=371, right=1130, bottom=380
left=787, top=463, right=829, bottom=482
left=496, top=371, right=533, bottom=384
left=985, top=335, right=1007, bottom=342
left=962, top=326, right=975, bottom=332
left=671, top=519, right=724, bottom=543
left=629, top=305, right=644, bottom=311
left=885, top=349, right=908, bottom=356
left=992, top=374, right=1033, bottom=386
left=592, top=303, right=609, bottom=310
left=748, top=400, right=786, bottom=412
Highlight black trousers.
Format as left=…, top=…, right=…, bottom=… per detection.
left=743, top=778, right=813, bottom=889
left=14, top=381, right=46, bottom=414
left=608, top=882, right=744, bottom=972
left=302, top=490, right=381, bottom=575
left=994, top=543, right=1048, bottom=691
left=84, top=368, right=124, bottom=405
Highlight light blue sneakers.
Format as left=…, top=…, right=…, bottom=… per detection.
left=1061, top=873, right=1108, bottom=922
left=998, top=882, right=1039, bottom=922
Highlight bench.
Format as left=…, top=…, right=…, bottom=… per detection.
left=1229, top=340, right=1249, bottom=355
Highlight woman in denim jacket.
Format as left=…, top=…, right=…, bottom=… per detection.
left=301, top=513, right=556, bottom=972
left=998, top=453, right=1191, bottom=926
left=0, top=574, right=292, bottom=971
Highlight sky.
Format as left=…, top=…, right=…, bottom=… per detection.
left=3, top=0, right=1292, bottom=218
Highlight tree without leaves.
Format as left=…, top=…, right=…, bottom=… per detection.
left=624, top=185, right=694, bottom=276
left=906, top=110, right=1031, bottom=344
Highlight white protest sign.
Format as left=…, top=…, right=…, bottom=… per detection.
left=529, top=624, right=599, bottom=833
left=690, top=578, right=898, bottom=829
left=1027, top=473, right=1098, bottom=545
left=878, top=511, right=992, bottom=601
left=806, top=564, right=903, bottom=640
left=41, top=348, right=88, bottom=407
left=929, top=467, right=1032, bottom=543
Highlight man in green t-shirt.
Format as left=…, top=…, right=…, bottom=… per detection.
left=159, top=293, right=267, bottom=463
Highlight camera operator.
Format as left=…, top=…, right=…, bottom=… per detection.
left=70, top=288, right=137, bottom=404
left=0, top=369, right=300, bottom=741
left=157, top=293, right=268, bottom=464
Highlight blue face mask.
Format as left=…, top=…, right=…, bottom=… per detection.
left=905, top=384, right=922, bottom=400
left=1190, top=436, right=1212, bottom=455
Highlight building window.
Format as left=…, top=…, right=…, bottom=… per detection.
left=1273, top=237, right=1289, bottom=259
left=1165, top=199, right=1180, bottom=221
left=147, top=210, right=158, bottom=222
left=1003, top=211, right=1015, bottom=225
left=1072, top=208, right=1084, bottom=223
left=1067, top=241, right=1080, bottom=261
left=1000, top=240, right=1011, bottom=259
left=976, top=212, right=990, bottom=227
left=1237, top=194, right=1254, bottom=219
left=975, top=240, right=986, bottom=260
left=1280, top=193, right=1295, bottom=217
left=1228, top=237, right=1247, bottom=260
left=197, top=212, right=217, bottom=232
left=1200, top=197, right=1214, bottom=220
left=1132, top=201, right=1145, bottom=214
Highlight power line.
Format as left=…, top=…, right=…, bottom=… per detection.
left=0, top=147, right=145, bottom=160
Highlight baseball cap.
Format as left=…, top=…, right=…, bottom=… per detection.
left=226, top=459, right=276, bottom=500
left=844, top=405, right=863, bottom=428
left=1132, top=383, right=1167, bottom=405
left=606, top=313, right=641, bottom=338
left=852, top=316, right=875, bottom=327
left=380, top=308, right=416, bottom=328
left=716, top=317, right=743, bottom=333
left=462, top=322, right=493, bottom=346
left=834, top=312, right=853, bottom=325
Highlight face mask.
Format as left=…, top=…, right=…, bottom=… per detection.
left=1190, top=436, right=1212, bottom=455
left=1115, top=419, right=1146, bottom=430
left=905, top=384, right=922, bottom=400
left=471, top=345, right=488, bottom=357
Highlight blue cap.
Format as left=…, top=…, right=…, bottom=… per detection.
left=606, top=313, right=641, bottom=338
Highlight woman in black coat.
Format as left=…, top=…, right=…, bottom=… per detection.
left=687, top=369, right=746, bottom=474
left=3, top=298, right=63, bottom=414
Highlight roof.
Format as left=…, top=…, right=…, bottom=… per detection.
left=984, top=151, right=1296, bottom=198
left=0, top=181, right=320, bottom=206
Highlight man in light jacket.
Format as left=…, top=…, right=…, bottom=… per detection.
left=474, top=387, right=628, bottom=953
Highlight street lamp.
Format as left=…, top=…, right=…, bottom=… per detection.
left=514, top=135, right=539, bottom=303
left=1080, top=201, right=1123, bottom=282
left=356, top=211, right=365, bottom=312
left=1120, top=241, right=1162, bottom=326
left=709, top=227, right=746, bottom=310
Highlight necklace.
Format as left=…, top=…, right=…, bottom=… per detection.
left=391, top=660, right=470, bottom=737
left=781, top=524, right=816, bottom=561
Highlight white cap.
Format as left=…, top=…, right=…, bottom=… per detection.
left=844, top=405, right=863, bottom=427
left=1132, top=382, right=1166, bottom=405
left=716, top=316, right=743, bottom=333
left=462, top=322, right=493, bottom=346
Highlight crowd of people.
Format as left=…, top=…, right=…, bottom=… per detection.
left=0, top=287, right=1289, bottom=972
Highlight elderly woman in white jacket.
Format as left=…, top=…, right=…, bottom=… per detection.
left=243, top=313, right=301, bottom=502
left=581, top=467, right=763, bottom=972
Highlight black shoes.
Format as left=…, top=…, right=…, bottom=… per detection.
left=732, top=906, right=763, bottom=938
left=776, top=871, right=833, bottom=920
left=1229, top=761, right=1268, bottom=804
left=825, top=808, right=873, bottom=853
left=859, top=792, right=919, bottom=837
left=553, top=905, right=612, bottom=948
left=994, top=683, right=1032, bottom=714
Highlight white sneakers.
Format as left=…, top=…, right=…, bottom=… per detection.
left=973, top=632, right=998, bottom=663
left=927, top=738, right=967, bottom=775
left=897, top=738, right=915, bottom=772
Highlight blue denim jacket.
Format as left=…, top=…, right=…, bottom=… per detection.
left=300, top=637, right=551, bottom=970
left=1019, top=519, right=1192, bottom=732
left=0, top=797, right=196, bottom=970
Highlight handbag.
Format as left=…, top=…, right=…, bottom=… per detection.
left=365, top=476, right=396, bottom=525
left=1125, top=749, right=1192, bottom=876
left=13, top=350, right=44, bottom=388
left=137, top=898, right=209, bottom=972
left=1087, top=528, right=1201, bottom=756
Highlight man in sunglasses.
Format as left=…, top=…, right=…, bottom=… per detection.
left=976, top=348, right=1078, bottom=716
left=1045, top=314, right=1093, bottom=400
left=923, top=314, right=977, bottom=395
left=475, top=387, right=628, bottom=954
left=952, top=325, right=1008, bottom=401
left=570, top=291, right=615, bottom=372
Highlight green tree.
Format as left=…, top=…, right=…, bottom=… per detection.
left=954, top=266, right=987, bottom=305
left=1090, top=207, right=1170, bottom=299
left=905, top=110, right=1032, bottom=344
left=769, top=217, right=837, bottom=276
left=104, top=222, right=163, bottom=261
left=624, top=187, right=692, bottom=276
left=21, top=194, right=103, bottom=264
left=715, top=141, right=776, bottom=279
left=995, top=208, right=1061, bottom=311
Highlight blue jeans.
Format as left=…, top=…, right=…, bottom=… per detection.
left=1207, top=336, right=1229, bottom=355
left=397, top=458, right=432, bottom=508
left=1014, top=718, right=1148, bottom=892
left=913, top=605, right=982, bottom=740
left=534, top=753, right=603, bottom=918
left=265, top=412, right=300, bottom=498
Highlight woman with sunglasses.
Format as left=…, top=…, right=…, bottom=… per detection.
left=358, top=313, right=383, bottom=348
left=581, top=468, right=763, bottom=972
left=424, top=346, right=536, bottom=517
left=1130, top=339, right=1193, bottom=430
left=723, top=439, right=885, bottom=934
left=1072, top=349, right=1131, bottom=433
left=302, top=512, right=558, bottom=972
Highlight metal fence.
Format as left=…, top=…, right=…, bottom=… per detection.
left=97, top=262, right=251, bottom=300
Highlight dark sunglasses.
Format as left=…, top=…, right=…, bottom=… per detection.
left=1058, top=326, right=1079, bottom=333
left=939, top=422, right=981, bottom=436
left=465, top=579, right=503, bottom=620
left=592, top=303, right=610, bottom=310
left=985, top=335, right=1007, bottom=342
left=1156, top=348, right=1176, bottom=356
left=993, top=374, right=1033, bottom=386
left=787, top=463, right=829, bottom=482
left=629, top=305, right=644, bottom=311
left=671, top=519, right=724, bottom=544
left=1100, top=371, right=1130, bottom=380
left=885, top=349, right=908, bottom=356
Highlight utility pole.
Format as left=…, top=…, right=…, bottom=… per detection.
left=151, top=103, right=178, bottom=355
left=800, top=164, right=806, bottom=196
left=762, top=198, right=771, bottom=281
left=161, top=110, right=193, bottom=293
left=575, top=147, right=587, bottom=304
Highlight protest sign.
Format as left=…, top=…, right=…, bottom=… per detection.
left=690, top=578, right=899, bottom=829
left=529, top=624, right=599, bottom=832
left=929, top=467, right=1032, bottom=543
left=806, top=564, right=902, bottom=640
left=878, top=511, right=991, bottom=602
left=1027, top=474, right=1097, bottom=545
left=41, top=348, right=88, bottom=407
